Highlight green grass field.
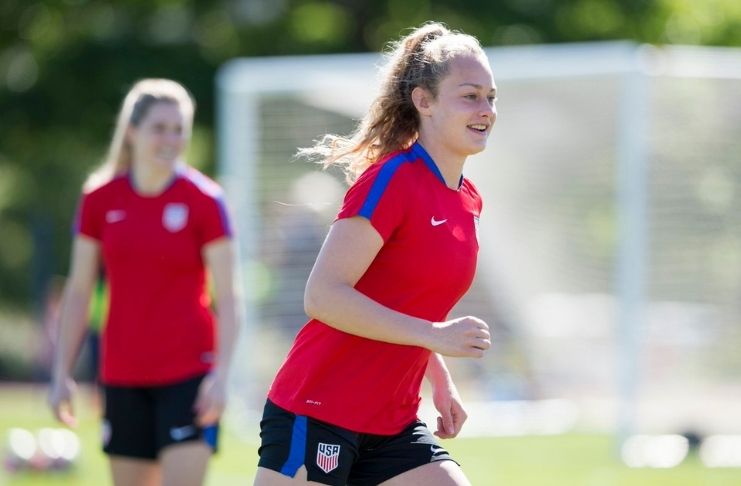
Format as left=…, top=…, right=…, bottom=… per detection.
left=1, top=385, right=739, bottom=485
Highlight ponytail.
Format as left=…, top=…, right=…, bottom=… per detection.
left=298, top=22, right=484, bottom=182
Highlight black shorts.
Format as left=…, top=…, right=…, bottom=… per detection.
left=102, top=374, right=219, bottom=459
left=258, top=399, right=456, bottom=486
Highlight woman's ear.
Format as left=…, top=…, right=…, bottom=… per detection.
left=411, top=86, right=433, bottom=117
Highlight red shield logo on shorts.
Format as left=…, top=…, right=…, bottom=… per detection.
left=316, top=442, right=341, bottom=473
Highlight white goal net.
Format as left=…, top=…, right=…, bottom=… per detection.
left=217, top=41, right=741, bottom=440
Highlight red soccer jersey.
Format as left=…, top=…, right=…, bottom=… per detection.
left=76, top=166, right=232, bottom=386
left=268, top=141, right=482, bottom=435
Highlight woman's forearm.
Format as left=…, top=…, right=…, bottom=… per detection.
left=52, top=288, right=92, bottom=381
left=425, top=352, right=453, bottom=387
left=212, top=294, right=239, bottom=381
left=304, top=280, right=434, bottom=348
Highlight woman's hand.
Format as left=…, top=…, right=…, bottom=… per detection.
left=430, top=316, right=490, bottom=358
left=194, top=373, right=227, bottom=427
left=431, top=378, right=468, bottom=439
left=48, top=375, right=78, bottom=427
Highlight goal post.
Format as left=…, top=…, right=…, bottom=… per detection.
left=216, top=41, right=741, bottom=444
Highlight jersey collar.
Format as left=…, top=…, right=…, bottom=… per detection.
left=410, top=141, right=464, bottom=190
left=127, top=164, right=183, bottom=197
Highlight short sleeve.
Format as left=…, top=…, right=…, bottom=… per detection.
left=197, top=193, right=233, bottom=246
left=336, top=159, right=410, bottom=242
left=464, top=178, right=483, bottom=216
left=75, top=192, right=103, bottom=241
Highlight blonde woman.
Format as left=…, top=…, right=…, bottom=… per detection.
left=255, top=22, right=495, bottom=486
left=49, top=79, right=239, bottom=486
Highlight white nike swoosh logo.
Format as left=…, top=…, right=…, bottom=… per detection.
left=431, top=217, right=447, bottom=226
left=106, top=210, right=126, bottom=223
left=169, top=425, right=197, bottom=441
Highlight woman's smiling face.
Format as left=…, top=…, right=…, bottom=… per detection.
left=128, top=101, right=189, bottom=171
left=419, top=54, right=497, bottom=159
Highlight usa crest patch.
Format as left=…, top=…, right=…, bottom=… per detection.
left=316, top=443, right=341, bottom=474
left=162, top=203, right=188, bottom=232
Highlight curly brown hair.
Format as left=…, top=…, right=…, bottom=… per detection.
left=298, top=22, right=486, bottom=183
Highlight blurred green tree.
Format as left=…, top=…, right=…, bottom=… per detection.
left=0, top=0, right=739, bottom=310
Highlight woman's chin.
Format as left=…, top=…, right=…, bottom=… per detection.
left=151, top=157, right=179, bottom=171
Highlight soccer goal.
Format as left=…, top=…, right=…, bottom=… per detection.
left=216, top=41, right=741, bottom=443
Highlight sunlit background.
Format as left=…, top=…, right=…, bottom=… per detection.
left=2, top=1, right=741, bottom=485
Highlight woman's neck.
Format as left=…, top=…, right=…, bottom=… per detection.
left=130, top=162, right=177, bottom=195
left=416, top=134, right=465, bottom=189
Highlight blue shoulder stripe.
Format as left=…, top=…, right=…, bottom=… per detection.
left=180, top=167, right=233, bottom=237
left=358, top=152, right=414, bottom=219
left=214, top=197, right=233, bottom=237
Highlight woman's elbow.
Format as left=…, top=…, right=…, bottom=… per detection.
left=304, top=278, right=340, bottom=320
left=303, top=281, right=321, bottom=319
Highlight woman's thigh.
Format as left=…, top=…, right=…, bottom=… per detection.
left=254, top=465, right=330, bottom=485
left=109, top=455, right=160, bottom=486
left=378, top=460, right=471, bottom=486
left=160, top=442, right=211, bottom=486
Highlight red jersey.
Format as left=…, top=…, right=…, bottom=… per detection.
left=76, top=167, right=232, bottom=386
left=268, top=141, right=482, bottom=434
